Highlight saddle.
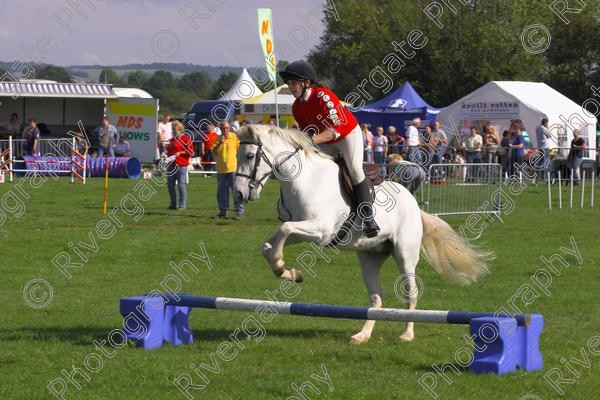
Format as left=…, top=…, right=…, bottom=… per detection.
left=333, top=156, right=382, bottom=207
left=277, top=157, right=383, bottom=222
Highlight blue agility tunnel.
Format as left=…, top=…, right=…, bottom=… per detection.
left=13, top=156, right=142, bottom=179
left=86, top=157, right=142, bottom=179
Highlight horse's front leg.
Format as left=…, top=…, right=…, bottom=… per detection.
left=262, top=219, right=326, bottom=283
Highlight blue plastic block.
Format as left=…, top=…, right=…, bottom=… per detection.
left=521, top=314, right=544, bottom=371
left=163, top=305, right=194, bottom=346
left=469, top=314, right=543, bottom=375
left=119, top=296, right=165, bottom=349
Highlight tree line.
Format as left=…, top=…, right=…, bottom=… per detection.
left=308, top=0, right=600, bottom=108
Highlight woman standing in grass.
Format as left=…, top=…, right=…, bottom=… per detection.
left=166, top=121, right=193, bottom=210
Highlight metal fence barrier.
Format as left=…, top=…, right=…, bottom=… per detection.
left=424, top=163, right=502, bottom=219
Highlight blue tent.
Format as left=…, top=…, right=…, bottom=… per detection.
left=353, top=82, right=442, bottom=130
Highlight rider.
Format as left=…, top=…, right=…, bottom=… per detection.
left=279, top=60, right=380, bottom=238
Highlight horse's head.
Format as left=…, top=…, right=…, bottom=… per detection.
left=235, top=125, right=276, bottom=202
left=235, top=124, right=314, bottom=203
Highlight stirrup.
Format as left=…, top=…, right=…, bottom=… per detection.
left=363, top=219, right=380, bottom=238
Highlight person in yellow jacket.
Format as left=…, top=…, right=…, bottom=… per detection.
left=212, top=121, right=244, bottom=219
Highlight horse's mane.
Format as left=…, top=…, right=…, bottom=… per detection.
left=238, top=124, right=331, bottom=159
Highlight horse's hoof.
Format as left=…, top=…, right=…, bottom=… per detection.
left=290, top=268, right=303, bottom=283
left=399, top=332, right=414, bottom=342
left=349, top=333, right=370, bottom=345
left=261, top=242, right=272, bottom=257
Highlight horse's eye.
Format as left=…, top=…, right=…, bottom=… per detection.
left=247, top=153, right=255, bottom=160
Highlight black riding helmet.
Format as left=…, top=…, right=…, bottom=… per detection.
left=279, top=60, right=317, bottom=83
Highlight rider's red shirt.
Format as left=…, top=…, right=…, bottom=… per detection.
left=292, top=87, right=358, bottom=144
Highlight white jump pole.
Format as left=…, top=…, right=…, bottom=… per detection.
left=570, top=170, right=574, bottom=209
left=558, top=170, right=562, bottom=209
left=9, top=136, right=13, bottom=182
left=581, top=171, right=586, bottom=209
left=71, top=137, right=75, bottom=184
left=547, top=172, right=551, bottom=210
left=592, top=171, right=595, bottom=208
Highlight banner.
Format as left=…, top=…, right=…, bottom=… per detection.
left=460, top=101, right=520, bottom=120
left=257, top=8, right=276, bottom=84
left=107, top=98, right=158, bottom=163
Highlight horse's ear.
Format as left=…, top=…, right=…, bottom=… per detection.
left=246, top=125, right=256, bottom=140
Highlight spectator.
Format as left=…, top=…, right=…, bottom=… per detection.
left=201, top=124, right=219, bottom=172
left=568, top=129, right=586, bottom=185
left=406, top=117, right=420, bottom=162
left=157, top=113, right=172, bottom=155
left=231, top=116, right=241, bottom=133
left=498, top=130, right=511, bottom=177
left=166, top=120, right=193, bottom=210
left=388, top=153, right=426, bottom=197
left=212, top=121, right=244, bottom=219
left=373, top=126, right=388, bottom=176
left=509, top=127, right=525, bottom=175
left=395, top=130, right=406, bottom=157
left=483, top=126, right=499, bottom=163
left=535, top=118, right=551, bottom=181
left=386, top=125, right=398, bottom=152
left=360, top=123, right=374, bottom=164
left=94, top=117, right=119, bottom=157
left=21, top=118, right=40, bottom=156
left=431, top=121, right=448, bottom=165
left=75, top=131, right=89, bottom=156
left=465, top=126, right=482, bottom=182
left=114, top=135, right=131, bottom=157
left=419, top=125, right=434, bottom=171
left=0, top=113, right=20, bottom=134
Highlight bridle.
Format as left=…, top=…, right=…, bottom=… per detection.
left=236, top=138, right=301, bottom=190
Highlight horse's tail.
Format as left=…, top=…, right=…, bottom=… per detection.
left=420, top=210, right=493, bottom=285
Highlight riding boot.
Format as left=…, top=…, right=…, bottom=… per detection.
left=354, top=178, right=380, bottom=238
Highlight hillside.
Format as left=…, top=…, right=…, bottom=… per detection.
left=0, top=62, right=243, bottom=82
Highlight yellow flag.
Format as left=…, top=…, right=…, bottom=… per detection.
left=257, top=8, right=276, bottom=83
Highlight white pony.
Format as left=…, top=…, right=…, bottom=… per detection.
left=234, top=125, right=492, bottom=344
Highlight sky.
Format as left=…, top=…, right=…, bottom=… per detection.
left=0, top=0, right=327, bottom=67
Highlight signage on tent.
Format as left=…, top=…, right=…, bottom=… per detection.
left=461, top=101, right=520, bottom=120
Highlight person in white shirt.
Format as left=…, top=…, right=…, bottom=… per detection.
left=406, top=117, right=421, bottom=162
left=230, top=116, right=241, bottom=133
left=373, top=126, right=388, bottom=176
left=157, top=113, right=172, bottom=154
left=114, top=136, right=131, bottom=157
left=535, top=118, right=551, bottom=181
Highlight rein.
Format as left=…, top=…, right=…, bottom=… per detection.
left=236, top=138, right=301, bottom=189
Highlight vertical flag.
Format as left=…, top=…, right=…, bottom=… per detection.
left=257, top=8, right=276, bottom=84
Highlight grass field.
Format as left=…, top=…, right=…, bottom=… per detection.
left=1, top=174, right=599, bottom=400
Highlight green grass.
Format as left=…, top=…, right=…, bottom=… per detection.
left=1, top=175, right=599, bottom=400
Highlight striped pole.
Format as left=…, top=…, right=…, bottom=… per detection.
left=159, top=294, right=531, bottom=326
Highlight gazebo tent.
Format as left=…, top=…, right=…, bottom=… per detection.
left=436, top=81, right=597, bottom=152
left=241, top=85, right=296, bottom=126
left=219, top=68, right=263, bottom=102
left=353, top=82, right=442, bottom=130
